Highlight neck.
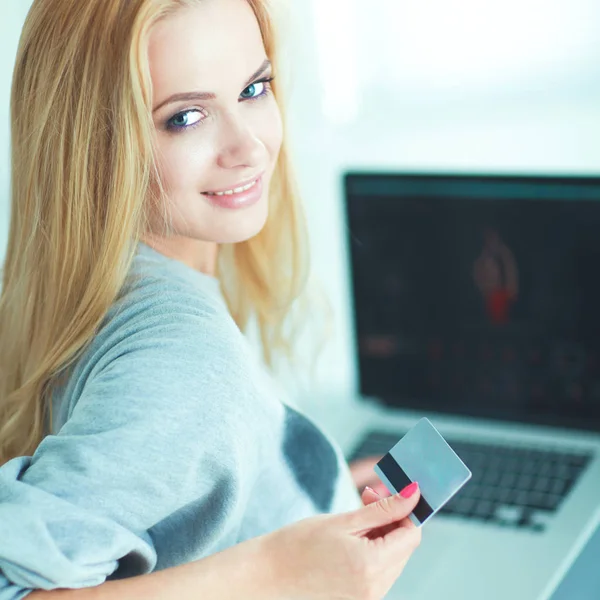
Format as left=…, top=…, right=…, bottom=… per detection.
left=141, top=234, right=219, bottom=276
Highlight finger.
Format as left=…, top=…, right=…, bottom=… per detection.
left=366, top=515, right=414, bottom=541
left=399, top=516, right=416, bottom=530
left=361, top=486, right=381, bottom=506
left=373, top=482, right=392, bottom=497
left=347, top=483, right=421, bottom=534
left=357, top=477, right=384, bottom=492
left=380, top=517, right=422, bottom=558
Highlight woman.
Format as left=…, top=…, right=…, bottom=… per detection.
left=0, top=0, right=421, bottom=597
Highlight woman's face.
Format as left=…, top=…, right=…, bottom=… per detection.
left=148, top=0, right=282, bottom=251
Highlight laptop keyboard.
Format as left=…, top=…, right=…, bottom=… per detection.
left=349, top=430, right=594, bottom=532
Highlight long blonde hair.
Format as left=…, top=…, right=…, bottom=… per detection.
left=0, top=0, right=308, bottom=465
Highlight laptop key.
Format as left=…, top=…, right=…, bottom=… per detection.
left=474, top=500, right=496, bottom=520
left=555, top=463, right=572, bottom=479
left=496, top=505, right=524, bottom=525
left=461, top=483, right=482, bottom=500
left=520, top=460, right=539, bottom=474
left=482, top=470, right=502, bottom=485
left=500, top=473, right=517, bottom=487
left=541, top=493, right=562, bottom=511
left=480, top=486, right=499, bottom=501
left=550, top=478, right=568, bottom=496
left=529, top=510, right=553, bottom=531
left=456, top=497, right=476, bottom=514
left=517, top=474, right=534, bottom=489
left=511, top=491, right=530, bottom=507
left=496, top=487, right=513, bottom=503
left=568, top=454, right=591, bottom=468
left=534, top=476, right=552, bottom=493
left=526, top=491, right=549, bottom=511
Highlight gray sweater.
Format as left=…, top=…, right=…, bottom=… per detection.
left=0, top=243, right=360, bottom=599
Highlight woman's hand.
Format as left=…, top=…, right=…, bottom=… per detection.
left=349, top=456, right=392, bottom=499
left=261, top=483, right=422, bottom=600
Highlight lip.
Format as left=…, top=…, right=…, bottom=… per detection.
left=202, top=175, right=264, bottom=210
left=203, top=172, right=265, bottom=195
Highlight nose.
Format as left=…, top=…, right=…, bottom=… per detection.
left=216, top=111, right=266, bottom=171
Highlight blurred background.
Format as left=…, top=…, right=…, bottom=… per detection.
left=281, top=0, right=600, bottom=397
left=1, top=0, right=599, bottom=398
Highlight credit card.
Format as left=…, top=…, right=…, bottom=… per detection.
left=373, top=418, right=472, bottom=527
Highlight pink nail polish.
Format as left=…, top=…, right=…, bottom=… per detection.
left=400, top=482, right=418, bottom=498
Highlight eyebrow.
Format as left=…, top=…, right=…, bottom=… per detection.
left=153, top=59, right=272, bottom=113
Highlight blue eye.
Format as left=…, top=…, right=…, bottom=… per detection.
left=167, top=109, right=204, bottom=131
left=240, top=78, right=273, bottom=101
left=240, top=81, right=265, bottom=100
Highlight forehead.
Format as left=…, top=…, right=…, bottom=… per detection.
left=149, top=0, right=267, bottom=95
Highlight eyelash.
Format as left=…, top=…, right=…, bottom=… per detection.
left=165, top=76, right=275, bottom=133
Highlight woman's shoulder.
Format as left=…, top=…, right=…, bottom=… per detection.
left=58, top=248, right=249, bottom=400
left=102, top=245, right=235, bottom=341
left=51, top=256, right=255, bottom=431
left=119, top=243, right=228, bottom=319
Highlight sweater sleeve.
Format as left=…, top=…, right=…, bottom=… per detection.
left=0, top=301, right=260, bottom=598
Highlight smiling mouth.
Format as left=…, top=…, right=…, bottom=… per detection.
left=203, top=178, right=259, bottom=197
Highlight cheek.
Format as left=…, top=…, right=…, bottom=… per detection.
left=156, top=136, right=214, bottom=194
left=259, top=101, right=283, bottom=163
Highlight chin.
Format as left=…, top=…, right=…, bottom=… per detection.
left=211, top=200, right=269, bottom=244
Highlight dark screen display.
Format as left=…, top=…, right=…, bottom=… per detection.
left=346, top=174, right=600, bottom=431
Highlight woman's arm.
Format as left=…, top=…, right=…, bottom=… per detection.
left=0, top=305, right=265, bottom=596
left=27, top=487, right=422, bottom=600
left=29, top=534, right=276, bottom=600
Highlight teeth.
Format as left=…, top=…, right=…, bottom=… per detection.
left=206, top=179, right=258, bottom=196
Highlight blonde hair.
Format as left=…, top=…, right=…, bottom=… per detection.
left=0, top=0, right=308, bottom=465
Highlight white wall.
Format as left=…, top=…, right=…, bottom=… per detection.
left=282, top=0, right=600, bottom=398
left=1, top=0, right=599, bottom=398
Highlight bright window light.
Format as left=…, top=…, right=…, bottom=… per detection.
left=311, top=0, right=361, bottom=124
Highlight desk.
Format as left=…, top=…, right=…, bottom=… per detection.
left=550, top=523, right=600, bottom=599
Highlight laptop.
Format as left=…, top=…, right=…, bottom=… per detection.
left=305, top=173, right=600, bottom=600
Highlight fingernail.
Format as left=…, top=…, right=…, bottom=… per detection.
left=364, top=486, right=380, bottom=496
left=400, top=482, right=419, bottom=498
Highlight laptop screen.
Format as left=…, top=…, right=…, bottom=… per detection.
left=345, top=173, right=600, bottom=431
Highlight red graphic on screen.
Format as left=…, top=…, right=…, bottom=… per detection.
left=473, top=230, right=519, bottom=325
